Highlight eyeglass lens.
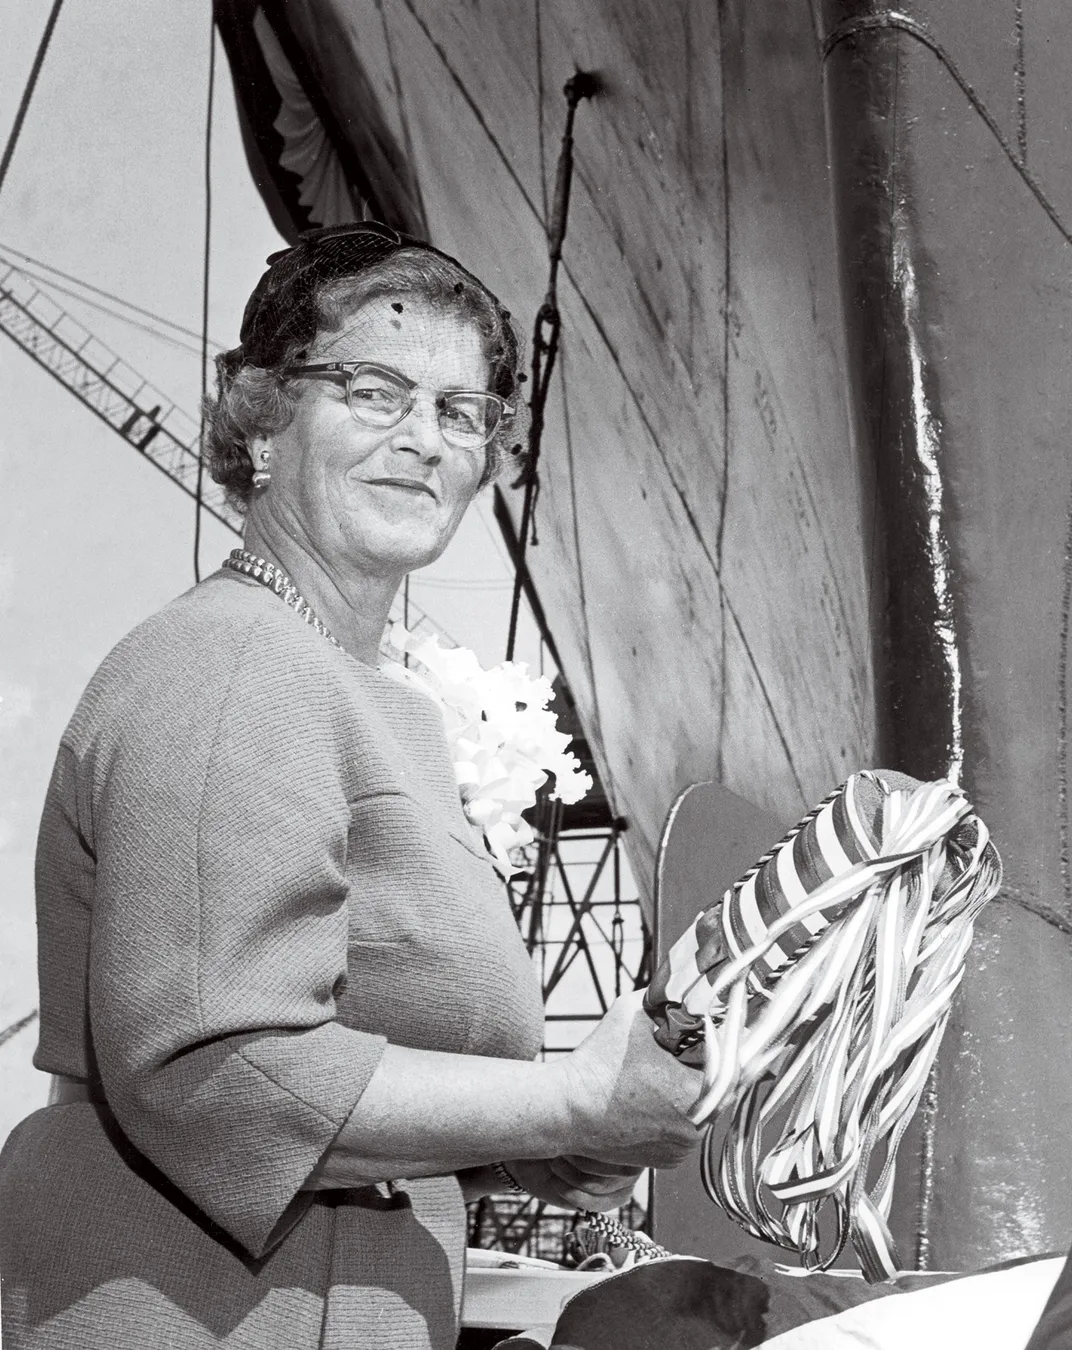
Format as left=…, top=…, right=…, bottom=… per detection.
left=346, top=364, right=501, bottom=449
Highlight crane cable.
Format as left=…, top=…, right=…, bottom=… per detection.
left=193, top=15, right=216, bottom=583
left=0, top=240, right=224, bottom=351
left=0, top=0, right=66, bottom=201
left=0, top=246, right=217, bottom=359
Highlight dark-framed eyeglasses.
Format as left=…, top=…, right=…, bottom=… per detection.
left=283, top=359, right=514, bottom=452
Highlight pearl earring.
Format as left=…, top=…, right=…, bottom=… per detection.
left=252, top=449, right=271, bottom=490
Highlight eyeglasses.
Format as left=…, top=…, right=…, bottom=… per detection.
left=283, top=359, right=514, bottom=452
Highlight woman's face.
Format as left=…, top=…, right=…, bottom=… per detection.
left=254, top=296, right=490, bottom=581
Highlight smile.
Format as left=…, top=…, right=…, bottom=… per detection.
left=365, top=477, right=439, bottom=501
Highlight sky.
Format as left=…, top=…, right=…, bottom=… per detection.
left=0, top=0, right=543, bottom=1140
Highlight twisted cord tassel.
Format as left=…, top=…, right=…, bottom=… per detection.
left=651, top=773, right=1001, bottom=1281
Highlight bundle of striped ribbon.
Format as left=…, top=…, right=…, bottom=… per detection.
left=643, top=770, right=1002, bottom=1282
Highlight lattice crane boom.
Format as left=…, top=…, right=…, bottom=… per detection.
left=0, top=259, right=243, bottom=533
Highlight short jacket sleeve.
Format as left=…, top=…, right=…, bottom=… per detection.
left=82, top=615, right=386, bottom=1258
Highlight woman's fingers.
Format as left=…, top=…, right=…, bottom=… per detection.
left=560, top=1154, right=640, bottom=1178
left=551, top=1155, right=642, bottom=1185
left=580, top=1182, right=639, bottom=1213
left=502, top=1158, right=638, bottom=1213
left=549, top=1156, right=640, bottom=1193
left=547, top=1178, right=637, bottom=1212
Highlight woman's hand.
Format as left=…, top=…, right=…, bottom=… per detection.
left=503, top=1156, right=642, bottom=1213
left=557, top=989, right=704, bottom=1170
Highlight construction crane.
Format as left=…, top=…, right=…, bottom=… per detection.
left=0, top=256, right=241, bottom=533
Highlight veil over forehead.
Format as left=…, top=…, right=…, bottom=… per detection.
left=237, top=221, right=515, bottom=374
left=206, top=221, right=527, bottom=503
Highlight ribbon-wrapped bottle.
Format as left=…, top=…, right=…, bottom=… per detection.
left=643, top=770, right=1002, bottom=1282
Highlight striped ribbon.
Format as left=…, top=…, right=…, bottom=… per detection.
left=644, top=771, right=1002, bottom=1282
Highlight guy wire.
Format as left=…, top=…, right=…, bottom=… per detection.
left=0, top=0, right=66, bottom=201
left=0, top=240, right=224, bottom=350
left=194, top=16, right=217, bottom=583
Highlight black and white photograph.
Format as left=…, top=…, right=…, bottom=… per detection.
left=1, top=2, right=1070, bottom=1347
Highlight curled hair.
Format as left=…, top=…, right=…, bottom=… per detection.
left=204, top=247, right=527, bottom=511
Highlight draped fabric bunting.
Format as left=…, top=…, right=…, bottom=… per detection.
left=213, top=0, right=425, bottom=242
left=250, top=8, right=364, bottom=228
left=644, top=771, right=1002, bottom=1282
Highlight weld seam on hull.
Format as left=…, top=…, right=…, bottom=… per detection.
left=372, top=0, right=428, bottom=227
left=716, top=0, right=732, bottom=781
left=398, top=0, right=542, bottom=220
left=558, top=343, right=613, bottom=809
left=1057, top=479, right=1072, bottom=919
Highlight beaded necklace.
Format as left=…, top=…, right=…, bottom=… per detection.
left=222, top=549, right=344, bottom=651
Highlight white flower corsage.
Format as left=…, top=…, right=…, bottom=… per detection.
left=382, top=623, right=593, bottom=877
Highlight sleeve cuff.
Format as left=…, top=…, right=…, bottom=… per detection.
left=112, top=1021, right=388, bottom=1259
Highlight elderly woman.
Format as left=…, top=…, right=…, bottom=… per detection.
left=0, top=222, right=701, bottom=1350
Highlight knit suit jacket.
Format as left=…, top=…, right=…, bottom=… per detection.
left=0, top=570, right=545, bottom=1350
